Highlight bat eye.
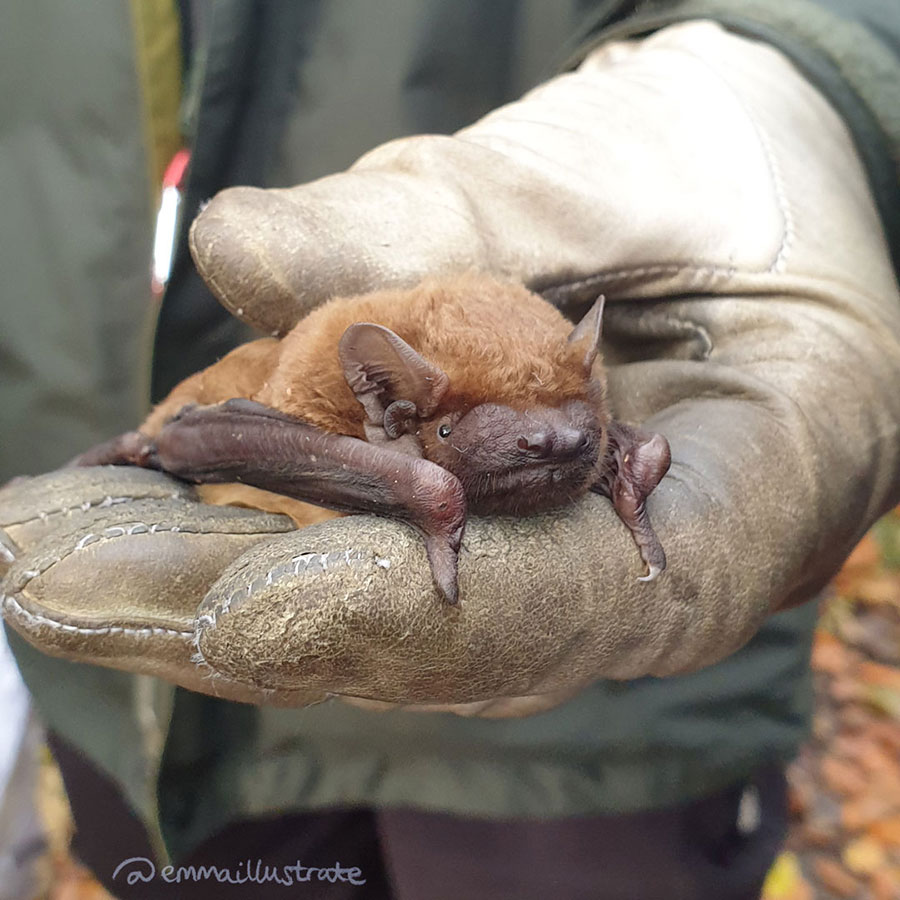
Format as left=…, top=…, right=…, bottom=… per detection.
left=437, top=423, right=452, bottom=439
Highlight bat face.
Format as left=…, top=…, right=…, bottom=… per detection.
left=419, top=398, right=606, bottom=515
left=337, top=283, right=611, bottom=517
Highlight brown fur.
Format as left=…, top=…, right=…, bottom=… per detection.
left=195, top=483, right=341, bottom=524
left=142, top=337, right=280, bottom=435
left=260, top=273, right=601, bottom=434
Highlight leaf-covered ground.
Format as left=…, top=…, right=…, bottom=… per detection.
left=764, top=508, right=900, bottom=900
left=38, top=509, right=900, bottom=899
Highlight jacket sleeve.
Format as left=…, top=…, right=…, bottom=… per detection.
left=571, top=0, right=900, bottom=276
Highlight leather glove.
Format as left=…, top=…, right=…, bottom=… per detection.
left=3, top=22, right=900, bottom=716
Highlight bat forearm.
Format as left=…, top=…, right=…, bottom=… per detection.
left=153, top=400, right=467, bottom=602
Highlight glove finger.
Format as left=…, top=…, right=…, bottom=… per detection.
left=188, top=171, right=488, bottom=336
left=604, top=292, right=900, bottom=614
left=0, top=467, right=194, bottom=576
left=191, top=498, right=690, bottom=705
left=0, top=474, right=327, bottom=705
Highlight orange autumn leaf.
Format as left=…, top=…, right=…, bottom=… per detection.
left=50, top=860, right=115, bottom=900
left=852, top=738, right=900, bottom=779
left=869, top=868, right=900, bottom=900
left=859, top=662, right=900, bottom=694
left=869, top=720, right=900, bottom=755
left=848, top=575, right=900, bottom=607
left=868, top=817, right=900, bottom=849
left=836, top=534, right=882, bottom=581
left=812, top=631, right=854, bottom=677
left=843, top=794, right=899, bottom=832
left=829, top=676, right=864, bottom=704
left=820, top=755, right=868, bottom=798
left=813, top=857, right=861, bottom=898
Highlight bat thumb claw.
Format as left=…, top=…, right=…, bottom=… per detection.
left=423, top=535, right=460, bottom=604
left=637, top=564, right=663, bottom=583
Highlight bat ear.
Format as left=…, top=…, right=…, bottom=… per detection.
left=567, top=295, right=605, bottom=373
left=339, top=323, right=450, bottom=425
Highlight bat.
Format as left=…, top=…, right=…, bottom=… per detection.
left=77, top=274, right=671, bottom=603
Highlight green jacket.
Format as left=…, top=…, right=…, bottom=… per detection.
left=3, top=0, right=898, bottom=861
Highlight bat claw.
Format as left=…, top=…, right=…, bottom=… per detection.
left=637, top=564, right=663, bottom=583
left=424, top=534, right=461, bottom=604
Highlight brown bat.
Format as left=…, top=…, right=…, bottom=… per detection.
left=77, top=274, right=670, bottom=603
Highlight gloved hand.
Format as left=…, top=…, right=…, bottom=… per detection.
left=3, top=22, right=900, bottom=716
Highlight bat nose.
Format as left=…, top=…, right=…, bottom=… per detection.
left=516, top=428, right=589, bottom=459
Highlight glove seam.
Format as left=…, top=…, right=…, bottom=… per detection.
left=1, top=592, right=194, bottom=639
left=571, top=3, right=900, bottom=273
left=4, top=519, right=288, bottom=594
left=1, top=492, right=179, bottom=529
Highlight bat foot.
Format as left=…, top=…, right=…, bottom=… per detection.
left=593, top=421, right=670, bottom=583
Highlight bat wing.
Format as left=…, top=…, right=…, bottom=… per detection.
left=77, top=400, right=466, bottom=603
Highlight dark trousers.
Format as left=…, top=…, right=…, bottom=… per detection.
left=49, top=733, right=787, bottom=900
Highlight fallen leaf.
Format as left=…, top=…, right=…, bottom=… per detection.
left=839, top=704, right=877, bottom=733
left=859, top=662, right=900, bottom=694
left=854, top=738, right=900, bottom=779
left=788, top=781, right=814, bottom=818
left=50, top=860, right=115, bottom=900
left=869, top=868, right=900, bottom=900
left=868, top=817, right=900, bottom=849
left=830, top=676, right=864, bottom=705
left=798, top=820, right=839, bottom=849
left=821, top=755, right=868, bottom=798
left=837, top=534, right=882, bottom=579
left=843, top=835, right=887, bottom=875
left=813, top=631, right=854, bottom=676
left=813, top=709, right=837, bottom=743
left=843, top=794, right=899, bottom=832
left=865, top=686, right=900, bottom=721
left=813, top=856, right=861, bottom=898
left=850, top=608, right=900, bottom=664
left=763, top=852, right=813, bottom=900
left=872, top=510, right=900, bottom=570
left=868, top=720, right=900, bottom=754
left=832, top=733, right=875, bottom=763
left=842, top=575, right=900, bottom=608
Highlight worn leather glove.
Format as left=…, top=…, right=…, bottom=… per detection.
left=3, top=22, right=899, bottom=715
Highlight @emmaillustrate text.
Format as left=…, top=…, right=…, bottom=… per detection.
left=112, top=856, right=366, bottom=887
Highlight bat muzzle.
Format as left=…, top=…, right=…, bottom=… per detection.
left=447, top=401, right=603, bottom=516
